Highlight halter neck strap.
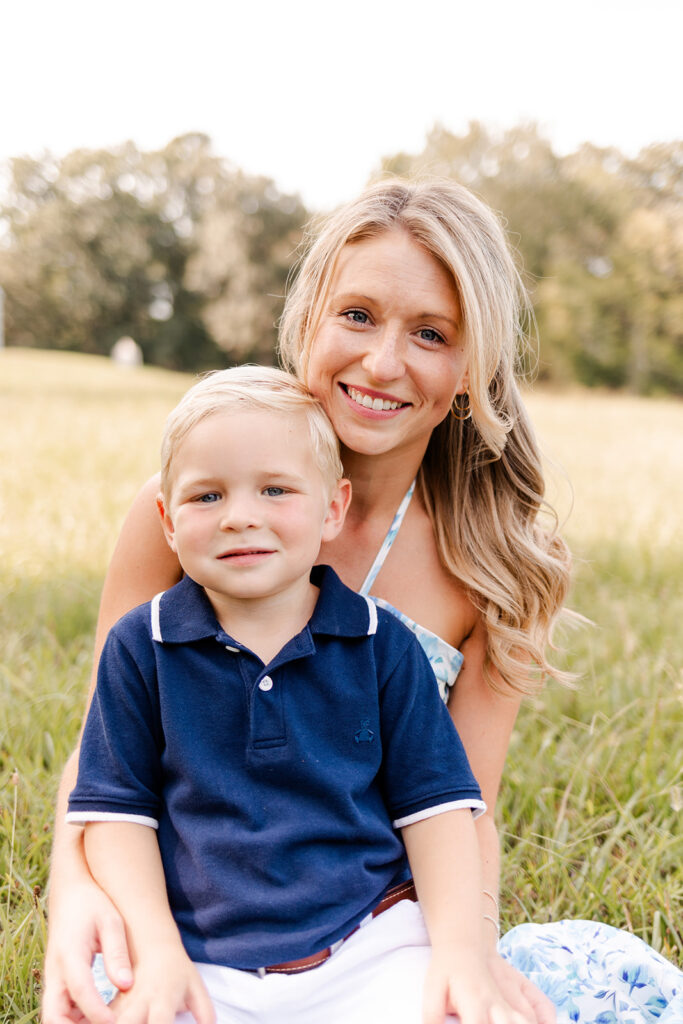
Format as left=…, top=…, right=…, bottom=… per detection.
left=359, top=480, right=416, bottom=597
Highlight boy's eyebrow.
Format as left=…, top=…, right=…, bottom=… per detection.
left=260, top=470, right=309, bottom=483
left=173, top=476, right=221, bottom=491
left=173, top=470, right=313, bottom=491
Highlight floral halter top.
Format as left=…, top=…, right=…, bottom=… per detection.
left=359, top=480, right=464, bottom=702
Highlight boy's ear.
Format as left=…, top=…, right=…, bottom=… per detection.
left=321, top=478, right=352, bottom=543
left=156, top=492, right=178, bottom=552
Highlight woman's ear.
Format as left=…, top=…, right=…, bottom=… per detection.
left=156, top=492, right=178, bottom=552
left=321, top=478, right=352, bottom=543
left=456, top=369, right=470, bottom=395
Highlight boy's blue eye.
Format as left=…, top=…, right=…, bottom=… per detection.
left=197, top=492, right=220, bottom=503
left=263, top=486, right=286, bottom=497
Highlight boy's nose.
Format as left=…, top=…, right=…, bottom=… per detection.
left=219, top=498, right=260, bottom=531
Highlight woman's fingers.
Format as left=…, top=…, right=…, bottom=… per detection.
left=50, top=968, right=114, bottom=1024
left=422, top=964, right=449, bottom=1024
left=98, top=907, right=134, bottom=991
left=42, top=880, right=131, bottom=1024
left=516, top=973, right=557, bottom=1024
left=487, top=955, right=553, bottom=1024
left=40, top=983, right=92, bottom=1024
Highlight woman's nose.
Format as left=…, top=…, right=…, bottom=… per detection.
left=361, top=329, right=406, bottom=382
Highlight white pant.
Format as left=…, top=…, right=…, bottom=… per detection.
left=178, top=901, right=458, bottom=1024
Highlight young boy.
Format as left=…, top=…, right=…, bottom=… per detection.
left=68, top=367, right=515, bottom=1024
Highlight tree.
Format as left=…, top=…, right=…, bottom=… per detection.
left=185, top=173, right=307, bottom=365
left=0, top=135, right=308, bottom=370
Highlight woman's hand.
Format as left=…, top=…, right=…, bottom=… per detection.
left=422, top=953, right=536, bottom=1024
left=42, top=874, right=132, bottom=1024
left=486, top=952, right=557, bottom=1024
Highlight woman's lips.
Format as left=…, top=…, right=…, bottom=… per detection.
left=340, top=383, right=410, bottom=413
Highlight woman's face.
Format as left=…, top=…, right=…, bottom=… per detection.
left=306, top=228, right=468, bottom=461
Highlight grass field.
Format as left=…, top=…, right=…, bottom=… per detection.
left=1, top=348, right=681, bottom=1020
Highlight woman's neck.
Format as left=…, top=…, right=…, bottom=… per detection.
left=340, top=445, right=425, bottom=521
left=320, top=444, right=427, bottom=592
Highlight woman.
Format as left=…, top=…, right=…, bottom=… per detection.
left=43, top=179, right=682, bottom=1024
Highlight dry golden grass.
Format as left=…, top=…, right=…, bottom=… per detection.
left=0, top=348, right=193, bottom=580
left=526, top=387, right=683, bottom=554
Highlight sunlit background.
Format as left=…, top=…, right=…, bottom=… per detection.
left=2, top=0, right=682, bottom=210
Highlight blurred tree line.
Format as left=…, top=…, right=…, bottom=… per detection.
left=0, top=133, right=306, bottom=370
left=383, top=123, right=683, bottom=393
left=0, top=126, right=681, bottom=392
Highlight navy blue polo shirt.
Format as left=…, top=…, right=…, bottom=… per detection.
left=68, top=566, right=484, bottom=969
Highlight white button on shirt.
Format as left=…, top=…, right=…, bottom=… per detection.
left=259, top=676, right=273, bottom=692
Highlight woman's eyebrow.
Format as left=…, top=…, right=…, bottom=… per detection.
left=331, top=291, right=374, bottom=305
left=332, top=293, right=459, bottom=325
left=417, top=311, right=460, bottom=329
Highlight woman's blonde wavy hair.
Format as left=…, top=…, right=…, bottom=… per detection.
left=279, top=177, right=572, bottom=695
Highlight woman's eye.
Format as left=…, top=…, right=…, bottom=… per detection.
left=418, top=327, right=446, bottom=345
left=343, top=309, right=369, bottom=325
left=196, top=492, right=220, bottom=503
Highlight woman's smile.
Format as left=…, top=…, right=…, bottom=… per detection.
left=340, top=382, right=411, bottom=415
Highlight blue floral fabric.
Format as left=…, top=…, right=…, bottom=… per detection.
left=500, top=920, right=683, bottom=1022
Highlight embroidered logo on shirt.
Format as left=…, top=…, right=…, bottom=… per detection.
left=354, top=719, right=374, bottom=743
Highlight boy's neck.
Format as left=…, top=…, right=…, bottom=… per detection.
left=203, top=575, right=320, bottom=665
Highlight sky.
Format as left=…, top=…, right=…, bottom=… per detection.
left=1, top=0, right=681, bottom=211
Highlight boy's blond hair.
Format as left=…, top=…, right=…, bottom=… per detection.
left=161, top=365, right=343, bottom=503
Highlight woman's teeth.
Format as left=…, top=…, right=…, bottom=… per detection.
left=347, top=386, right=403, bottom=411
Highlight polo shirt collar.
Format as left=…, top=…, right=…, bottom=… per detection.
left=153, top=574, right=222, bottom=643
left=307, top=565, right=376, bottom=638
left=153, top=564, right=375, bottom=645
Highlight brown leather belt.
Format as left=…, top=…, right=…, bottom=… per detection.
left=256, top=879, right=417, bottom=976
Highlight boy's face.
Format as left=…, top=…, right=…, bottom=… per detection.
left=159, top=408, right=349, bottom=606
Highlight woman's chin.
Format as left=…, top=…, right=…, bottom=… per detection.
left=336, top=423, right=429, bottom=465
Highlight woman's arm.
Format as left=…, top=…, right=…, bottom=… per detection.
left=42, top=475, right=183, bottom=1024
left=448, top=614, right=520, bottom=949
left=84, top=823, right=215, bottom=1024
left=403, top=810, right=529, bottom=1024
left=448, top=613, right=557, bottom=1024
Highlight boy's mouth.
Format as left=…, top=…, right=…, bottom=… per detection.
left=218, top=548, right=274, bottom=560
